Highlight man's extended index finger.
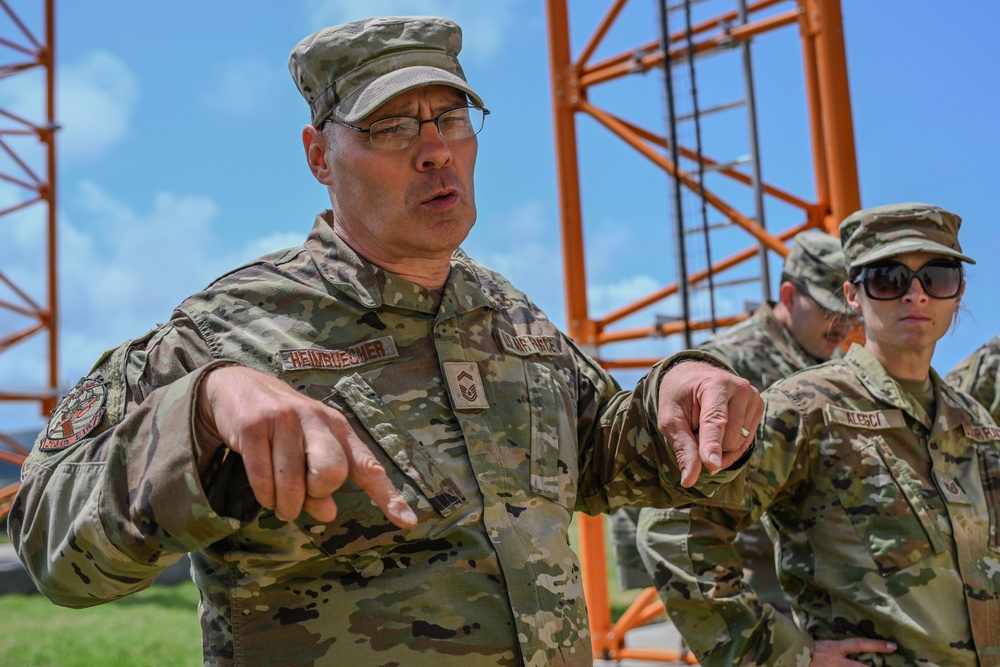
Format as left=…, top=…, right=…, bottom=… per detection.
left=339, top=427, right=418, bottom=530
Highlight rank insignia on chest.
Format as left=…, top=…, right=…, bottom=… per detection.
left=934, top=473, right=971, bottom=505
left=443, top=362, right=490, bottom=410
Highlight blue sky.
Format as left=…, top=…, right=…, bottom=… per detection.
left=1, top=0, right=998, bottom=431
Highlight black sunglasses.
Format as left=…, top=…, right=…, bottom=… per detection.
left=854, top=259, right=964, bottom=301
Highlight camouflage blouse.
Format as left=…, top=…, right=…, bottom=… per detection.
left=9, top=212, right=745, bottom=667
left=698, top=301, right=824, bottom=392
left=948, top=333, right=1000, bottom=425
left=638, top=344, right=1000, bottom=666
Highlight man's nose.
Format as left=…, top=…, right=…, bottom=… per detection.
left=414, top=121, right=453, bottom=170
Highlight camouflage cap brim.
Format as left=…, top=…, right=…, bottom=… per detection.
left=289, top=17, right=486, bottom=127
left=336, top=64, right=484, bottom=123
left=853, top=237, right=976, bottom=267
left=802, top=283, right=854, bottom=317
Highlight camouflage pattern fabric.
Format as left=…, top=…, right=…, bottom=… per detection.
left=613, top=303, right=822, bottom=599
left=697, top=302, right=827, bottom=393
left=288, top=16, right=485, bottom=126
left=781, top=230, right=853, bottom=317
left=839, top=202, right=974, bottom=269
left=637, top=343, right=1000, bottom=666
left=947, top=334, right=1000, bottom=424
left=8, top=211, right=749, bottom=667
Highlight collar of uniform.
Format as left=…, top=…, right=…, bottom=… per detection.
left=305, top=212, right=384, bottom=309
left=932, top=369, right=981, bottom=439
left=304, top=211, right=498, bottom=315
left=440, top=249, right=502, bottom=314
left=843, top=343, right=925, bottom=425
left=842, top=343, right=974, bottom=432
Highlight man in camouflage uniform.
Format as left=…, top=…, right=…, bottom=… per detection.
left=612, top=231, right=858, bottom=611
left=6, top=16, right=763, bottom=667
left=637, top=203, right=1000, bottom=665
left=697, top=230, right=858, bottom=391
left=948, top=334, right=1000, bottom=423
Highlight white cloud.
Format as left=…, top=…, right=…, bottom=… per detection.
left=0, top=50, right=136, bottom=176
left=202, top=59, right=288, bottom=117
left=302, top=1, right=516, bottom=63
left=58, top=51, right=139, bottom=161
left=0, top=181, right=307, bottom=401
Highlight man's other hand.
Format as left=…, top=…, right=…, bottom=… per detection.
left=657, top=361, right=764, bottom=487
left=810, top=638, right=897, bottom=665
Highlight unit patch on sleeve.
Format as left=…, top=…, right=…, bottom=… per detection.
left=40, top=378, right=108, bottom=451
left=278, top=336, right=399, bottom=372
left=496, top=330, right=560, bottom=357
left=823, top=404, right=906, bottom=430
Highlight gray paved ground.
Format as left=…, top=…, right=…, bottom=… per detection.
left=593, top=620, right=694, bottom=666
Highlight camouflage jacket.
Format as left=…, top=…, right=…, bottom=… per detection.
left=9, top=212, right=747, bottom=667
left=698, top=302, right=824, bottom=392
left=615, top=304, right=820, bottom=595
left=637, top=344, right=1000, bottom=666
left=947, top=334, right=1000, bottom=424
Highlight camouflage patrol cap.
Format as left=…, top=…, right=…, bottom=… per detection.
left=839, top=202, right=975, bottom=269
left=783, top=230, right=853, bottom=316
left=288, top=16, right=485, bottom=127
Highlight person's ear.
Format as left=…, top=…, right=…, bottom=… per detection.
left=844, top=280, right=863, bottom=316
left=302, top=124, right=334, bottom=186
left=778, top=281, right=797, bottom=311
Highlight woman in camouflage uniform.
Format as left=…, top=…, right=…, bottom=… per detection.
left=638, top=203, right=1000, bottom=666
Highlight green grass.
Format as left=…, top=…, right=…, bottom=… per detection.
left=0, top=582, right=203, bottom=667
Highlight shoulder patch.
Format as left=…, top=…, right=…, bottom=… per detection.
left=823, top=404, right=905, bottom=430
left=495, top=330, right=561, bottom=357
left=963, top=423, right=1000, bottom=442
left=41, top=378, right=108, bottom=451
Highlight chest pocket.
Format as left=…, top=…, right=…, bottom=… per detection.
left=526, top=361, right=577, bottom=510
left=830, top=435, right=947, bottom=575
left=978, top=446, right=1000, bottom=553
left=333, top=373, right=468, bottom=517
left=292, top=373, right=469, bottom=574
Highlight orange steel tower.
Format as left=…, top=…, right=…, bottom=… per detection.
left=0, top=0, right=57, bottom=520
left=545, top=0, right=858, bottom=661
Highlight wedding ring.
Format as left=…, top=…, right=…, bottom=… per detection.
left=740, top=427, right=751, bottom=438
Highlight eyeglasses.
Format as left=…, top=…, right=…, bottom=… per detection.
left=854, top=259, right=964, bottom=300
left=325, top=106, right=490, bottom=151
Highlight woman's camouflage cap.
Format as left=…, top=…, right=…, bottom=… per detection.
left=783, top=230, right=853, bottom=316
left=839, top=202, right=975, bottom=269
left=288, top=16, right=485, bottom=127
